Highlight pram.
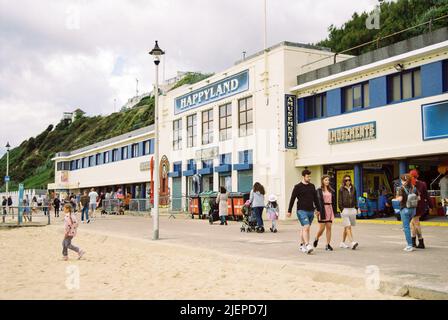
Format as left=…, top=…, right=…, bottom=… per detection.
left=240, top=201, right=258, bottom=232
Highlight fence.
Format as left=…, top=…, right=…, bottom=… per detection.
left=0, top=189, right=48, bottom=208
left=1, top=205, right=52, bottom=225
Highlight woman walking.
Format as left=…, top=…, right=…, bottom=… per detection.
left=314, top=175, right=336, bottom=251
left=250, top=182, right=266, bottom=233
left=338, top=175, right=359, bottom=250
left=395, top=174, right=420, bottom=252
left=409, top=169, right=432, bottom=249
left=216, top=187, right=229, bottom=225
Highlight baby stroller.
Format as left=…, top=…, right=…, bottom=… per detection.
left=240, top=200, right=257, bottom=232
left=208, top=199, right=220, bottom=225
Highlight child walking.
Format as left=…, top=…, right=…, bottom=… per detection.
left=62, top=204, right=85, bottom=261
left=266, top=194, right=279, bottom=233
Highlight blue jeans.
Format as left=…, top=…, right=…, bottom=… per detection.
left=82, top=206, right=89, bottom=221
left=400, top=207, right=416, bottom=246
left=297, top=210, right=314, bottom=226
left=253, top=207, right=264, bottom=228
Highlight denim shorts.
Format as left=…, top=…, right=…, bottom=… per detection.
left=296, top=210, right=314, bottom=226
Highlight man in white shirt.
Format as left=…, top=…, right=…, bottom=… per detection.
left=88, top=188, right=99, bottom=222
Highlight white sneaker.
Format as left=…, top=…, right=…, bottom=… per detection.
left=351, top=242, right=359, bottom=250
left=81, top=221, right=85, bottom=224
left=340, top=242, right=349, bottom=249
left=300, top=246, right=307, bottom=253
left=306, top=244, right=314, bottom=254
left=403, top=246, right=414, bottom=252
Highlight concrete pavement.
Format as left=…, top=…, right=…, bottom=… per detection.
left=51, top=213, right=448, bottom=299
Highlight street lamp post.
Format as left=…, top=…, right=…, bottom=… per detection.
left=149, top=40, right=165, bottom=240
left=5, top=142, right=10, bottom=194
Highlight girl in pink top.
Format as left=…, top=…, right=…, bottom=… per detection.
left=62, top=204, right=85, bottom=261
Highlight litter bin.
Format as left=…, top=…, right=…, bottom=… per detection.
left=200, top=191, right=218, bottom=219
left=229, top=192, right=246, bottom=221
left=366, top=198, right=378, bottom=218
left=357, top=197, right=368, bottom=219
left=188, top=194, right=202, bottom=219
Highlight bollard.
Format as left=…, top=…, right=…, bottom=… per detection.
left=48, top=206, right=51, bottom=225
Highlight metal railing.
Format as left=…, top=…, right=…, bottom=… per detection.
left=1, top=206, right=52, bottom=225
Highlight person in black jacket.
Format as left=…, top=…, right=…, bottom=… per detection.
left=287, top=169, right=320, bottom=254
left=53, top=196, right=61, bottom=218
left=338, top=175, right=359, bottom=250
left=313, top=175, right=336, bottom=251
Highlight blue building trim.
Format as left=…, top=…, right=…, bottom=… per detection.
left=326, top=88, right=342, bottom=116
left=369, top=76, right=388, bottom=108
left=399, top=160, right=408, bottom=175
left=233, top=163, right=253, bottom=171
left=214, top=164, right=232, bottom=173
left=354, top=164, right=363, bottom=196
left=183, top=169, right=197, bottom=177
left=421, top=61, right=444, bottom=97
left=297, top=98, right=305, bottom=123
left=168, top=171, right=181, bottom=178
left=198, top=167, right=213, bottom=175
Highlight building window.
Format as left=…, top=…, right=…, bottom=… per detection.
left=173, top=162, right=182, bottom=172
left=219, top=103, right=232, bottom=141
left=220, top=153, right=231, bottom=165
left=121, top=146, right=128, bottom=160
left=173, top=119, right=182, bottom=150
left=202, top=159, right=213, bottom=169
left=112, top=149, right=119, bottom=162
left=443, top=60, right=448, bottom=92
left=95, top=154, right=101, bottom=165
left=143, top=140, right=153, bottom=155
left=187, top=114, right=197, bottom=148
left=343, top=83, right=369, bottom=112
left=103, top=151, right=109, bottom=164
left=387, top=68, right=421, bottom=103
left=238, top=96, right=253, bottom=137
left=131, top=143, right=139, bottom=158
left=76, top=159, right=81, bottom=169
left=187, top=159, right=196, bottom=171
left=57, top=161, right=70, bottom=171
left=239, top=150, right=253, bottom=164
left=305, top=93, right=327, bottom=120
left=88, top=155, right=95, bottom=167
left=202, top=109, right=213, bottom=145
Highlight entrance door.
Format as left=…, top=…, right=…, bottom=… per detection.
left=237, top=170, right=253, bottom=193
left=172, top=177, right=182, bottom=211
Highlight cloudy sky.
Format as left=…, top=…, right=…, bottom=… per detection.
left=0, top=0, right=381, bottom=156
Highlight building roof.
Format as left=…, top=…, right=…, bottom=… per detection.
left=234, top=41, right=332, bottom=65
left=54, top=124, right=154, bottom=159
left=296, top=27, right=448, bottom=85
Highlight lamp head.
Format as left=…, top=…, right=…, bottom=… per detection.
left=6, top=142, right=10, bottom=150
left=149, top=41, right=165, bottom=57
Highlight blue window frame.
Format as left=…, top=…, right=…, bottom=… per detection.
left=220, top=153, right=231, bottom=165
left=121, top=146, right=128, bottom=160
left=343, top=82, right=369, bottom=112
left=422, top=100, right=448, bottom=141
left=131, top=143, right=139, bottom=158
left=103, top=151, right=109, bottom=164
left=202, top=159, right=213, bottom=169
left=187, top=159, right=197, bottom=171
left=387, top=68, right=421, bottom=103
left=238, top=150, right=253, bottom=164
left=173, top=162, right=182, bottom=172
left=443, top=60, right=448, bottom=92
left=88, top=155, right=95, bottom=167
left=304, top=93, right=327, bottom=120
left=112, top=149, right=119, bottom=162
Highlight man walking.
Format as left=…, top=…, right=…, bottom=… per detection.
left=80, top=191, right=90, bottom=223
left=287, top=169, right=320, bottom=254
left=88, top=188, right=99, bottom=222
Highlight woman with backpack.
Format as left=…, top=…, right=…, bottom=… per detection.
left=395, top=174, right=420, bottom=252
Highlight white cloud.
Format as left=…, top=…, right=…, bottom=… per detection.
left=0, top=0, right=381, bottom=156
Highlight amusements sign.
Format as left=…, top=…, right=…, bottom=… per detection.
left=328, top=121, right=376, bottom=145
left=285, top=95, right=297, bottom=149
left=174, top=70, right=249, bottom=115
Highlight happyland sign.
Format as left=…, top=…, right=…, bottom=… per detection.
left=174, top=70, right=249, bottom=115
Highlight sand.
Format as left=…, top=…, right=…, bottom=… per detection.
left=0, top=225, right=407, bottom=300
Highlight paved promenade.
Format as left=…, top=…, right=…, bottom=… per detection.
left=66, top=213, right=448, bottom=299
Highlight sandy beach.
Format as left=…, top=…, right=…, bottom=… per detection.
left=0, top=223, right=409, bottom=300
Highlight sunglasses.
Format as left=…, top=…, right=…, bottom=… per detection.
left=344, top=179, right=351, bottom=182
